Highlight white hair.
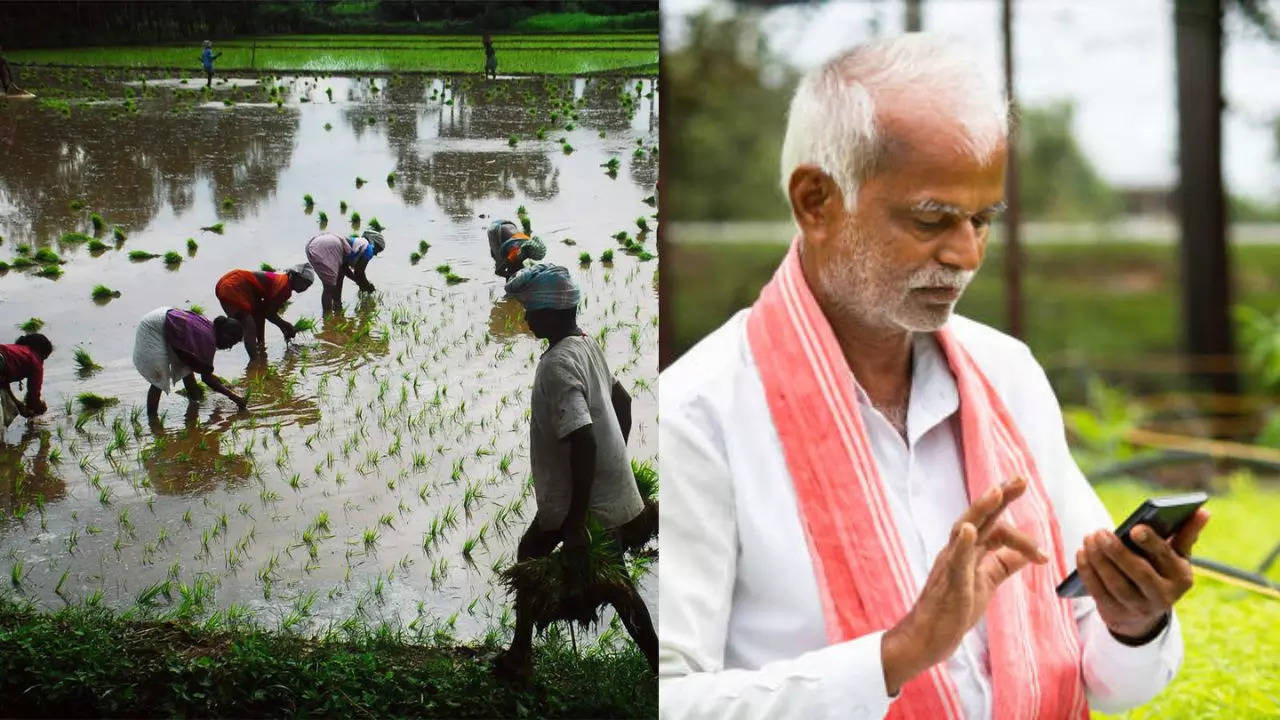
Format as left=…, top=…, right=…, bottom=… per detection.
left=779, top=33, right=1009, bottom=211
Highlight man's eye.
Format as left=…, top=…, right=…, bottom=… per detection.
left=913, top=215, right=947, bottom=230
left=971, top=215, right=992, bottom=229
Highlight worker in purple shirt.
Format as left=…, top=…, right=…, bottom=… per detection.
left=132, top=307, right=246, bottom=418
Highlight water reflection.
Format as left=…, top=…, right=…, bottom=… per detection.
left=488, top=298, right=531, bottom=341
left=0, top=94, right=299, bottom=245
left=0, top=427, right=66, bottom=518
left=142, top=403, right=253, bottom=495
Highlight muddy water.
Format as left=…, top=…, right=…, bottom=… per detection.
left=0, top=70, right=658, bottom=640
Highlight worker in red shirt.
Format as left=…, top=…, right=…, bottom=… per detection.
left=1, top=333, right=53, bottom=425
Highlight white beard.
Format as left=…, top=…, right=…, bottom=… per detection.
left=812, top=217, right=974, bottom=333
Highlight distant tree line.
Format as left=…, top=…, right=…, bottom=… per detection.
left=0, top=1, right=657, bottom=49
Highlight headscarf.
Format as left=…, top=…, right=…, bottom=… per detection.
left=500, top=235, right=546, bottom=267
left=286, top=263, right=315, bottom=287
left=504, top=263, right=580, bottom=311
left=346, top=235, right=376, bottom=266
left=362, top=230, right=386, bottom=255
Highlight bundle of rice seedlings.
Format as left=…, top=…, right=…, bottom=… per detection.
left=293, top=317, right=317, bottom=333
left=200, top=223, right=224, bottom=234
left=186, top=238, right=198, bottom=253
left=36, top=265, right=62, bottom=279
left=600, top=249, right=614, bottom=264
left=579, top=252, right=591, bottom=265
left=163, top=251, right=183, bottom=265
left=91, top=285, right=121, bottom=301
left=87, top=239, right=110, bottom=253
left=19, top=318, right=43, bottom=333
left=444, top=273, right=467, bottom=285
left=499, top=530, right=635, bottom=632
left=367, top=217, right=384, bottom=232
left=74, top=346, right=102, bottom=373
left=128, top=250, right=158, bottom=261
left=260, top=262, right=276, bottom=272
left=90, top=213, right=106, bottom=234
left=61, top=232, right=92, bottom=244
left=113, top=226, right=127, bottom=242
left=77, top=393, right=118, bottom=411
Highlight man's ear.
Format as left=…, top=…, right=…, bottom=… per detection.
left=788, top=165, right=844, bottom=248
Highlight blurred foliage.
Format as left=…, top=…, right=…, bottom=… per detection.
left=1016, top=102, right=1123, bottom=220
left=1062, top=378, right=1147, bottom=474
left=1235, top=305, right=1280, bottom=392
left=664, top=12, right=794, bottom=221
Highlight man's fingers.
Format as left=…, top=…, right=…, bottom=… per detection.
left=964, top=477, right=1027, bottom=537
left=978, top=545, right=1030, bottom=586
left=1171, top=509, right=1210, bottom=558
left=1097, top=530, right=1169, bottom=604
left=1084, top=535, right=1146, bottom=612
left=986, top=524, right=1048, bottom=565
left=949, top=522, right=978, bottom=586
left=1128, top=525, right=1183, bottom=579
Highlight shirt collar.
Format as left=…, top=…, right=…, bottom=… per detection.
left=850, top=332, right=960, bottom=445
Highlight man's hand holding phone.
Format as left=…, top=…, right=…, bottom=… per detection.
left=1076, top=506, right=1210, bottom=642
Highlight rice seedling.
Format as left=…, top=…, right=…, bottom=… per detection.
left=445, top=273, right=466, bottom=285
left=303, top=194, right=315, bottom=208
left=363, top=528, right=380, bottom=549
left=600, top=249, right=614, bottom=264
left=579, top=251, right=591, bottom=265
left=386, top=171, right=396, bottom=186
left=90, top=213, right=106, bottom=234
left=19, top=317, right=43, bottom=332
left=163, top=251, right=183, bottom=266
left=10, top=257, right=34, bottom=270
left=77, top=392, right=118, bottom=411
left=201, top=223, right=224, bottom=234
left=15, top=244, right=30, bottom=255
left=34, top=247, right=64, bottom=264
left=87, top=238, right=110, bottom=253
left=293, top=316, right=317, bottom=333
left=10, top=559, right=23, bottom=588
left=36, top=264, right=63, bottom=279
left=339, top=200, right=348, bottom=214
left=643, top=194, right=657, bottom=206
left=355, top=176, right=366, bottom=188
left=113, top=226, right=127, bottom=242
left=128, top=250, right=158, bottom=261
left=434, top=264, right=451, bottom=274
left=367, top=217, right=384, bottom=232
left=350, top=211, right=361, bottom=226
left=637, top=216, right=650, bottom=232
left=562, top=142, right=574, bottom=154
left=409, top=251, right=421, bottom=263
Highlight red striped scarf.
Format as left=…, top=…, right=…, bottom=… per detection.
left=745, top=241, right=1087, bottom=720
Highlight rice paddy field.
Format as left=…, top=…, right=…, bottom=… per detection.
left=6, top=33, right=659, bottom=75
left=0, top=60, right=659, bottom=661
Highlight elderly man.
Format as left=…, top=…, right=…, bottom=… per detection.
left=659, top=34, right=1208, bottom=719
left=495, top=263, right=657, bottom=679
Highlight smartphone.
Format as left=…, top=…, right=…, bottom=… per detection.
left=1055, top=492, right=1208, bottom=598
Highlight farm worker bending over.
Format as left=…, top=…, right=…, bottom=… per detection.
left=200, top=40, right=222, bottom=88
left=133, top=307, right=246, bottom=419
left=0, top=333, right=53, bottom=427
left=658, top=34, right=1208, bottom=720
left=494, top=263, right=657, bottom=679
left=487, top=219, right=546, bottom=278
left=304, top=229, right=385, bottom=313
left=214, top=265, right=314, bottom=359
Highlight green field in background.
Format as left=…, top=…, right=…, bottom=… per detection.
left=8, top=34, right=658, bottom=75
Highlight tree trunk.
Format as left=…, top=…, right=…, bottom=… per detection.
left=1175, top=0, right=1237, bottom=395
left=1002, top=0, right=1023, bottom=340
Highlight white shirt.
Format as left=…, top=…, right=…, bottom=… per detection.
left=658, top=311, right=1182, bottom=719
left=531, top=335, right=643, bottom=531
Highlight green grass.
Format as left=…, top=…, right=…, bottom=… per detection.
left=0, top=597, right=655, bottom=717
left=7, top=37, right=657, bottom=75
left=1091, top=474, right=1280, bottom=718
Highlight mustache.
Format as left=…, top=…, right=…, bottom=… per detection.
left=907, top=266, right=973, bottom=290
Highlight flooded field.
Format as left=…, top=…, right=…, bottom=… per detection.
left=0, top=67, right=658, bottom=641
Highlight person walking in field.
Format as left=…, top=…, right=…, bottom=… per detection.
left=0, top=45, right=25, bottom=96
left=132, top=307, right=247, bottom=419
left=304, top=230, right=385, bottom=313
left=213, top=265, right=314, bottom=359
left=483, top=33, right=498, bottom=79
left=494, top=263, right=657, bottom=680
left=200, top=40, right=222, bottom=88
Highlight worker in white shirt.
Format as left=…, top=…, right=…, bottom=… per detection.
left=658, top=33, right=1209, bottom=720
